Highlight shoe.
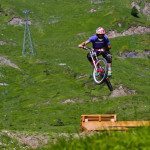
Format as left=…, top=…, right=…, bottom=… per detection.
left=95, top=72, right=100, bottom=77
left=107, top=70, right=112, bottom=77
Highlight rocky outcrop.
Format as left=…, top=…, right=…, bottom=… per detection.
left=120, top=50, right=150, bottom=58
left=142, top=2, right=150, bottom=16
left=8, top=17, right=31, bottom=26
left=107, top=26, right=150, bottom=38
left=110, top=85, right=136, bottom=98
left=0, top=56, right=20, bottom=69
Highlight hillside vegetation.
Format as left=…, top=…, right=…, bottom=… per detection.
left=0, top=0, right=150, bottom=149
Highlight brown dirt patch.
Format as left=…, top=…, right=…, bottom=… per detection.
left=8, top=17, right=24, bottom=25
left=107, top=26, right=150, bottom=38
left=110, top=85, right=136, bottom=98
left=0, top=56, right=20, bottom=69
left=8, top=17, right=31, bottom=26
left=2, top=130, right=49, bottom=149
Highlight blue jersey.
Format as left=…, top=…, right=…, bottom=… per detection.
left=88, top=34, right=110, bottom=49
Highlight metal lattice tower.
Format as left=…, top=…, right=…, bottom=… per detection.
left=22, top=10, right=36, bottom=56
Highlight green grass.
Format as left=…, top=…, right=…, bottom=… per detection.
left=0, top=0, right=150, bottom=149
left=45, top=127, right=150, bottom=150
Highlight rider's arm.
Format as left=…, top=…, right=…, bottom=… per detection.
left=104, top=35, right=111, bottom=50
left=101, top=44, right=111, bottom=51
left=108, top=45, right=111, bottom=49
left=78, top=40, right=90, bottom=48
left=105, top=44, right=111, bottom=51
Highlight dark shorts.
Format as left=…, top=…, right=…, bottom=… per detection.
left=87, top=50, right=112, bottom=63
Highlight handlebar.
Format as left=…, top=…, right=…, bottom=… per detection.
left=82, top=47, right=104, bottom=52
left=82, top=47, right=93, bottom=51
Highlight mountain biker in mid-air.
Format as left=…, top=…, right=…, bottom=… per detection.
left=78, top=27, right=112, bottom=76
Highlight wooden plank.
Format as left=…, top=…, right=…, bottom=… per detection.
left=81, top=121, right=150, bottom=131
left=93, top=127, right=129, bottom=131
left=81, top=114, right=116, bottom=122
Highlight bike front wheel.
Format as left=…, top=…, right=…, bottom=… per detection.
left=93, top=58, right=108, bottom=84
left=104, top=77, right=113, bottom=91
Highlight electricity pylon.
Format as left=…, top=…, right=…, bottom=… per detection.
left=22, top=10, right=36, bottom=56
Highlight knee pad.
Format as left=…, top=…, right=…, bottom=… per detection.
left=106, top=54, right=112, bottom=63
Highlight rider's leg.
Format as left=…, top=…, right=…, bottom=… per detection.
left=107, top=63, right=112, bottom=76
left=102, top=52, right=112, bottom=76
left=87, top=53, right=99, bottom=76
left=87, top=53, right=94, bottom=67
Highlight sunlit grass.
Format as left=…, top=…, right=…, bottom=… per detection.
left=0, top=0, right=149, bottom=149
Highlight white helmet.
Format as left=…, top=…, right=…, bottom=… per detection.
left=96, top=27, right=106, bottom=34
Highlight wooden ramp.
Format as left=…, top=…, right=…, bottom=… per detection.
left=81, top=114, right=150, bottom=131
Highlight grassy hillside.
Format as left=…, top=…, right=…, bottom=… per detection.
left=48, top=127, right=150, bottom=150
left=0, top=0, right=150, bottom=149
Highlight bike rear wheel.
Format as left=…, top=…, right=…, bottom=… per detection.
left=93, top=58, right=108, bottom=84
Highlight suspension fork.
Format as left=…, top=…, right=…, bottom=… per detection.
left=90, top=52, right=98, bottom=70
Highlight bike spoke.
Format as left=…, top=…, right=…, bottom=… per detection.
left=93, top=58, right=108, bottom=84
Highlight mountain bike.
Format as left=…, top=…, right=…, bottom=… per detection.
left=83, top=47, right=113, bottom=91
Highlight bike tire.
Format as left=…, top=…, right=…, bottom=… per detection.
left=93, top=58, right=108, bottom=84
left=104, top=78, right=113, bottom=91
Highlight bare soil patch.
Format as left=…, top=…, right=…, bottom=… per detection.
left=120, top=50, right=150, bottom=58
left=110, top=85, right=136, bottom=98
left=62, top=99, right=76, bottom=104
left=107, top=26, right=150, bottom=38
left=0, top=40, right=16, bottom=46
left=2, top=130, right=49, bottom=149
left=8, top=17, right=31, bottom=26
left=61, top=98, right=83, bottom=104
left=0, top=56, right=20, bottom=69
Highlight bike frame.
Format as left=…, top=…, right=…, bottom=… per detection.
left=90, top=50, right=99, bottom=70
left=88, top=48, right=105, bottom=72
left=82, top=47, right=113, bottom=90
